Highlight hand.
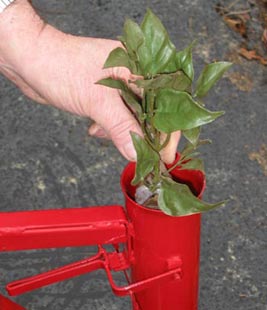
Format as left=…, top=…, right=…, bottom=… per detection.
left=0, top=0, right=180, bottom=162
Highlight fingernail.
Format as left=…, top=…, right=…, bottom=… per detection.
left=123, top=142, right=136, bottom=161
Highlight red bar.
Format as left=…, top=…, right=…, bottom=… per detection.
left=0, top=294, right=25, bottom=310
left=0, top=206, right=127, bottom=251
left=7, top=251, right=104, bottom=296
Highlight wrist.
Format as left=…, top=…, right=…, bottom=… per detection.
left=0, top=0, right=45, bottom=73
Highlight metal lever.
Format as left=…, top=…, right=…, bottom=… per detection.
left=7, top=245, right=182, bottom=298
left=6, top=246, right=129, bottom=296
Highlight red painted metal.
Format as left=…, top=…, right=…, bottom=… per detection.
left=0, top=206, right=127, bottom=251
left=6, top=243, right=182, bottom=299
left=4, top=212, right=182, bottom=301
left=6, top=246, right=128, bottom=296
left=1, top=159, right=205, bottom=310
left=121, top=162, right=205, bottom=310
left=165, top=153, right=206, bottom=198
left=0, top=294, right=25, bottom=310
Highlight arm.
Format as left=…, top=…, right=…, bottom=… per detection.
left=0, top=0, right=48, bottom=102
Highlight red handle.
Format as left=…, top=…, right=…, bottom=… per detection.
left=7, top=245, right=182, bottom=299
left=7, top=249, right=106, bottom=296
left=107, top=264, right=182, bottom=297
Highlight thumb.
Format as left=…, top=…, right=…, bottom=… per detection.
left=160, top=131, right=181, bottom=164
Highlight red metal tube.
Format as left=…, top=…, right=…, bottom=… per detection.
left=0, top=294, right=25, bottom=310
left=121, top=162, right=205, bottom=310
left=0, top=206, right=127, bottom=251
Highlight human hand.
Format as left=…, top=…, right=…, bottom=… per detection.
left=0, top=0, right=180, bottom=162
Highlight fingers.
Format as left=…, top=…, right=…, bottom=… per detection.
left=108, top=66, right=143, bottom=97
left=160, top=131, right=181, bottom=164
left=88, top=123, right=109, bottom=139
left=89, top=120, right=180, bottom=165
left=108, top=118, right=142, bottom=161
left=89, top=118, right=142, bottom=161
left=88, top=89, right=143, bottom=161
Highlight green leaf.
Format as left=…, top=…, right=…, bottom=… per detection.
left=131, top=132, right=160, bottom=185
left=103, top=47, right=132, bottom=71
left=134, top=70, right=191, bottom=91
left=134, top=75, right=173, bottom=89
left=195, top=61, right=232, bottom=97
left=170, top=71, right=192, bottom=91
left=180, top=158, right=204, bottom=172
left=97, top=77, right=128, bottom=92
left=183, top=127, right=201, bottom=146
left=158, top=177, right=225, bottom=216
left=137, top=9, right=176, bottom=75
left=123, top=19, right=144, bottom=54
left=97, top=78, right=142, bottom=115
left=154, top=89, right=224, bottom=133
left=180, top=139, right=211, bottom=160
left=121, top=90, right=142, bottom=115
left=176, top=42, right=195, bottom=80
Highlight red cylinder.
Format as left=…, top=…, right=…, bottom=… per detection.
left=121, top=162, right=205, bottom=310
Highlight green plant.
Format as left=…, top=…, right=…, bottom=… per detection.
left=98, top=9, right=232, bottom=216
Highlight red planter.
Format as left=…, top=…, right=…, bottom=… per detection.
left=0, top=160, right=205, bottom=310
left=121, top=162, right=205, bottom=310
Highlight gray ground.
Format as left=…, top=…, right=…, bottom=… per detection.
left=0, top=0, right=266, bottom=309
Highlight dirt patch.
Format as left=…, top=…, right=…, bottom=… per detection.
left=227, top=71, right=253, bottom=91
left=249, top=144, right=267, bottom=175
left=216, top=0, right=267, bottom=65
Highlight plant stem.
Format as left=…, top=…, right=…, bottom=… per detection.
left=151, top=162, right=161, bottom=191
left=148, top=90, right=157, bottom=137
left=141, top=121, right=156, bottom=150
left=142, top=88, right=162, bottom=190
left=159, top=133, right=171, bottom=151
left=166, top=159, right=181, bottom=174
